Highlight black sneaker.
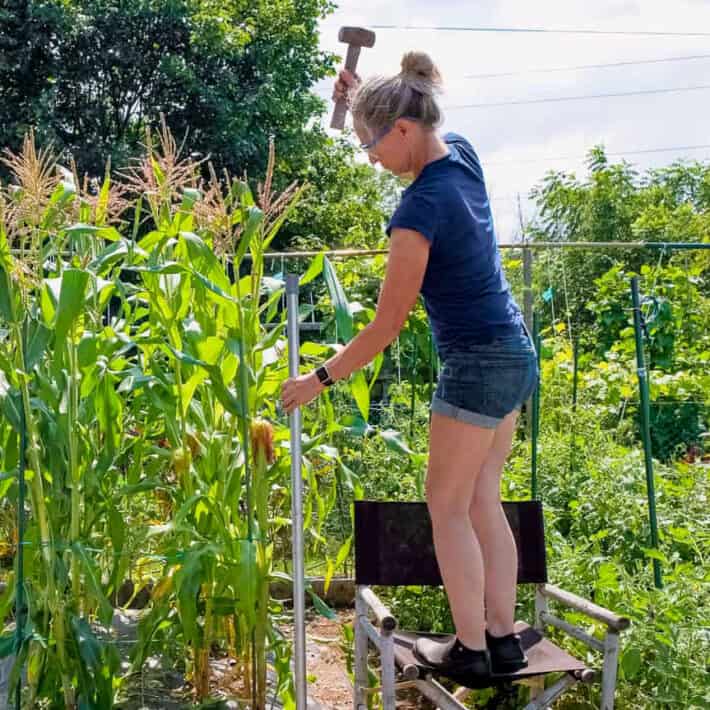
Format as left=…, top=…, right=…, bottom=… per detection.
left=413, top=635, right=491, bottom=678
left=486, top=629, right=528, bottom=675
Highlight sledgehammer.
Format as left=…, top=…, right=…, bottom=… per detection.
left=330, top=26, right=376, bottom=130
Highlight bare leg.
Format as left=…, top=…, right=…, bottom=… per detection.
left=469, top=410, right=519, bottom=637
left=425, top=412, right=496, bottom=650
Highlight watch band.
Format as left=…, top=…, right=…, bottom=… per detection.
left=315, top=365, right=334, bottom=387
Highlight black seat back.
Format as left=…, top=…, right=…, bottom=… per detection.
left=354, top=500, right=547, bottom=586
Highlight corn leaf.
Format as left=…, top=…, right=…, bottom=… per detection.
left=322, top=256, right=352, bottom=342
left=54, top=269, right=90, bottom=342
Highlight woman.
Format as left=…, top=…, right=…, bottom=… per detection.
left=280, top=51, right=537, bottom=678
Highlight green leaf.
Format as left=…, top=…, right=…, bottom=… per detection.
left=379, top=428, right=413, bottom=455
left=72, top=543, right=113, bottom=625
left=323, top=257, right=353, bottom=343
left=350, top=370, right=370, bottom=422
left=175, top=546, right=210, bottom=646
left=0, top=633, right=14, bottom=658
left=300, top=252, right=324, bottom=286
left=368, top=352, right=384, bottom=392
left=642, top=547, right=669, bottom=565
left=64, top=223, right=121, bottom=242
left=180, top=231, right=230, bottom=290
left=621, top=647, right=642, bottom=679
left=306, top=585, right=336, bottom=620
left=117, top=478, right=164, bottom=497
left=235, top=206, right=263, bottom=266
left=322, top=256, right=352, bottom=342
left=71, top=615, right=102, bottom=670
left=0, top=230, right=15, bottom=322
left=24, top=319, right=51, bottom=370
left=340, top=414, right=373, bottom=438
left=55, top=269, right=90, bottom=342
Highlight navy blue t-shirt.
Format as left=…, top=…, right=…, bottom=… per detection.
left=386, top=132, right=522, bottom=355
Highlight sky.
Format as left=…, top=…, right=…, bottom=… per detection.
left=312, top=0, right=710, bottom=243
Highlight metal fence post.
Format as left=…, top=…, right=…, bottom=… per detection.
left=523, top=245, right=534, bottom=438
left=286, top=274, right=308, bottom=708
left=531, top=311, right=541, bottom=499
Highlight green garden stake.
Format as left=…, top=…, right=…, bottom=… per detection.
left=428, top=332, right=434, bottom=404
left=409, top=338, right=418, bottom=438
left=569, top=337, right=579, bottom=476
left=531, top=312, right=541, bottom=499
left=631, top=277, right=663, bottom=589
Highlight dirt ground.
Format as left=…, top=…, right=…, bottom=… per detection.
left=299, top=609, right=425, bottom=710
left=304, top=610, right=356, bottom=709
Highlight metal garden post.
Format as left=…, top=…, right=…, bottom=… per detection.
left=630, top=276, right=663, bottom=589
left=286, top=274, right=308, bottom=708
left=523, top=245, right=534, bottom=438
left=531, top=311, right=541, bottom=499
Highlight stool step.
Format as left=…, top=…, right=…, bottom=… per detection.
left=392, top=621, right=589, bottom=689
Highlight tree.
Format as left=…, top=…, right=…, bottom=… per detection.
left=276, top=133, right=401, bottom=251
left=0, top=1, right=67, bottom=148
left=527, top=147, right=710, bottom=334
left=0, top=0, right=337, bottom=180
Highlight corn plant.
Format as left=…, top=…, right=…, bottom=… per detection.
left=0, top=134, right=122, bottom=707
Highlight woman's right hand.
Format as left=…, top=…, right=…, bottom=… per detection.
left=332, top=69, right=361, bottom=103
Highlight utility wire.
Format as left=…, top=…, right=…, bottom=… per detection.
left=485, top=144, right=710, bottom=166
left=314, top=54, right=710, bottom=94
left=365, top=24, right=710, bottom=38
left=462, top=54, right=710, bottom=79
left=445, top=84, right=710, bottom=110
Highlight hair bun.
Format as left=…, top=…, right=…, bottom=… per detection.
left=400, top=51, right=443, bottom=95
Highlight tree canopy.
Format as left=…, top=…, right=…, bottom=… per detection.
left=0, top=0, right=336, bottom=179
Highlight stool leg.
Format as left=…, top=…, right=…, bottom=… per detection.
left=354, top=590, right=368, bottom=709
left=380, top=632, right=396, bottom=710
left=530, top=585, right=549, bottom=701
left=601, top=630, right=620, bottom=710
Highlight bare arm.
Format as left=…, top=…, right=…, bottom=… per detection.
left=280, top=228, right=430, bottom=413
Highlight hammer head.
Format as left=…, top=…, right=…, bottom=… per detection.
left=338, top=26, right=376, bottom=47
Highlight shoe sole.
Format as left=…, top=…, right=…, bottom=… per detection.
left=491, top=657, right=529, bottom=676
left=412, top=644, right=493, bottom=681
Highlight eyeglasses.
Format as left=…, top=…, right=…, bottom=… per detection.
left=358, top=116, right=420, bottom=153
left=359, top=125, right=393, bottom=152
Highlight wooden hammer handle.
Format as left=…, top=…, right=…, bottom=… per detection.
left=330, top=44, right=362, bottom=130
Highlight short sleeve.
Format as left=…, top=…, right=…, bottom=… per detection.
left=386, top=190, right=438, bottom=245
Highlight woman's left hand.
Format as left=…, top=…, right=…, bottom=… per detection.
left=280, top=372, right=324, bottom=414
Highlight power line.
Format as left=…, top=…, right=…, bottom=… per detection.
left=462, top=54, right=710, bottom=79
left=366, top=24, right=710, bottom=38
left=445, top=84, right=710, bottom=109
left=485, top=144, right=710, bottom=167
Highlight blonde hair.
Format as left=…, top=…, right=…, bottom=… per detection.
left=350, top=51, right=443, bottom=134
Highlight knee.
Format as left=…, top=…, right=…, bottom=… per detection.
left=469, top=486, right=502, bottom=520
left=425, top=475, right=469, bottom=522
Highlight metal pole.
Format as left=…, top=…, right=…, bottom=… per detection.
left=630, top=277, right=663, bottom=589
left=531, top=311, right=541, bottom=499
left=523, top=245, right=534, bottom=438
left=285, top=274, right=307, bottom=708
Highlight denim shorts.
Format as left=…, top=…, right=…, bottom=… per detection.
left=431, top=326, right=539, bottom=429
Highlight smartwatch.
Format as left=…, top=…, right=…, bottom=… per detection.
left=315, top=365, right=334, bottom=387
